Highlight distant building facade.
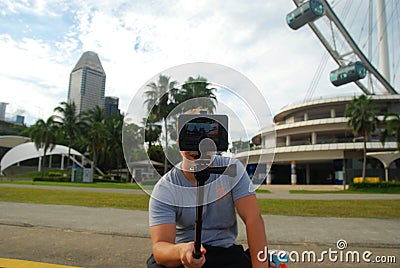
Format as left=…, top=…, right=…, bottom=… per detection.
left=15, top=115, right=25, bottom=125
left=104, top=96, right=119, bottom=118
left=0, top=102, right=8, bottom=121
left=236, top=95, right=400, bottom=185
left=68, top=51, right=106, bottom=115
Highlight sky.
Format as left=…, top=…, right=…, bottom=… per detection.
left=1, top=0, right=399, bottom=131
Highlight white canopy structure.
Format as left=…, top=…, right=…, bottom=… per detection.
left=367, top=151, right=400, bottom=182
left=1, top=142, right=83, bottom=175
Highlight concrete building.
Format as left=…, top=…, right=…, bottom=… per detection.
left=0, top=102, right=8, bottom=121
left=68, top=51, right=106, bottom=115
left=15, top=115, right=25, bottom=125
left=236, top=95, right=400, bottom=185
left=104, top=96, right=119, bottom=118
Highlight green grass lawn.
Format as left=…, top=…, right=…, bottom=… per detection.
left=0, top=186, right=149, bottom=210
left=0, top=180, right=270, bottom=192
left=1, top=186, right=399, bottom=218
left=257, top=198, right=400, bottom=218
left=0, top=180, right=143, bottom=189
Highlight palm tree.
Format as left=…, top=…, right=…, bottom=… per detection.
left=142, top=75, right=218, bottom=172
left=380, top=112, right=400, bottom=151
left=123, top=121, right=144, bottom=163
left=104, top=112, right=124, bottom=175
left=175, top=76, right=217, bottom=113
left=143, top=74, right=178, bottom=173
left=29, top=116, right=59, bottom=177
left=53, top=101, right=83, bottom=170
left=84, top=105, right=105, bottom=123
left=344, top=95, right=379, bottom=181
left=82, top=106, right=107, bottom=173
left=143, top=116, right=162, bottom=148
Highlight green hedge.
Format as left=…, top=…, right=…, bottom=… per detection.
left=33, top=177, right=70, bottom=182
left=47, top=171, right=63, bottom=177
left=94, top=178, right=123, bottom=183
left=32, top=176, right=126, bottom=183
left=350, top=182, right=400, bottom=189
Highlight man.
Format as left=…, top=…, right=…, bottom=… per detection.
left=147, top=113, right=269, bottom=268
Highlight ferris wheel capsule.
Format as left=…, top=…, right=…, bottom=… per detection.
left=286, top=0, right=324, bottom=30
left=330, top=61, right=367, bottom=87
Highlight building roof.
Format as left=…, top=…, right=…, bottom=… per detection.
left=0, top=135, right=30, bottom=148
left=72, top=51, right=105, bottom=74
left=274, top=94, right=400, bottom=122
left=1, top=142, right=82, bottom=174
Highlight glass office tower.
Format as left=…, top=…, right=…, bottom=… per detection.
left=68, top=51, right=106, bottom=114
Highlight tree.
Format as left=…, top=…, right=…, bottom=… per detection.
left=53, top=101, right=83, bottom=169
left=175, top=76, right=217, bottom=113
left=380, top=112, right=400, bottom=151
left=29, top=116, right=59, bottom=177
left=82, top=106, right=107, bottom=173
left=84, top=105, right=105, bottom=123
left=143, top=74, right=178, bottom=173
left=143, top=116, right=161, bottom=148
left=344, top=95, right=379, bottom=181
left=104, top=112, right=124, bottom=175
left=123, top=120, right=144, bottom=165
left=142, top=75, right=219, bottom=173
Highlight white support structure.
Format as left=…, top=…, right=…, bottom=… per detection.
left=291, top=0, right=398, bottom=95
left=375, top=0, right=391, bottom=82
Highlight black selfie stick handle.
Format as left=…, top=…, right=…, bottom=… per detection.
left=193, top=169, right=207, bottom=259
left=192, top=162, right=237, bottom=259
left=193, top=187, right=204, bottom=258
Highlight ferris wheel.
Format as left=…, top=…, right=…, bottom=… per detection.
left=286, top=0, right=399, bottom=96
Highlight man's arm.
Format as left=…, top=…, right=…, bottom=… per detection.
left=150, top=223, right=206, bottom=267
left=235, top=194, right=269, bottom=268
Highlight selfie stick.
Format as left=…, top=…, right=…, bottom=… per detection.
left=191, top=159, right=237, bottom=259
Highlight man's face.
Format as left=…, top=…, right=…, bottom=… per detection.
left=181, top=151, right=200, bottom=161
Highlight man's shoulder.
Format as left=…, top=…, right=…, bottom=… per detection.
left=152, top=166, right=188, bottom=198
left=155, top=166, right=182, bottom=185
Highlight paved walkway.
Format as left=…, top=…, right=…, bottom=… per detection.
left=1, top=202, right=399, bottom=247
left=257, top=184, right=400, bottom=200
left=1, top=184, right=400, bottom=267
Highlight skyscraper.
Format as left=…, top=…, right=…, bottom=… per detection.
left=0, top=102, right=8, bottom=121
left=68, top=51, right=106, bottom=114
left=104, top=96, right=119, bottom=118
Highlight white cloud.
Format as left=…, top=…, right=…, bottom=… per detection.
left=0, top=75, right=60, bottom=124
left=0, top=34, right=70, bottom=96
left=0, top=0, right=398, bottom=127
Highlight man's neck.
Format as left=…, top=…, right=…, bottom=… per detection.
left=181, top=158, right=213, bottom=185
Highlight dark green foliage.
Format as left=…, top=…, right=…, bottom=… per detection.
left=33, top=176, right=70, bottom=182
left=349, top=182, right=400, bottom=193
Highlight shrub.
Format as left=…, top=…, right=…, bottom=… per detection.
left=48, top=171, right=63, bottom=177
left=94, top=178, right=120, bottom=183
left=33, top=177, right=70, bottom=182
left=350, top=182, right=400, bottom=189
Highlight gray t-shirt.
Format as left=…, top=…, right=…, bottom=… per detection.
left=149, top=156, right=255, bottom=247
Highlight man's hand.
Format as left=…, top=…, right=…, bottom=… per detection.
left=179, top=242, right=206, bottom=268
